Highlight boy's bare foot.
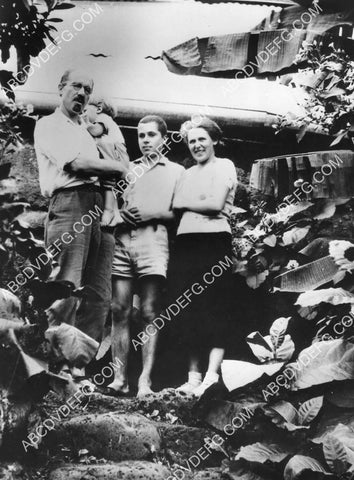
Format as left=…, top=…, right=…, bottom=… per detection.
left=137, top=385, right=154, bottom=398
left=107, top=380, right=130, bottom=395
left=137, top=377, right=154, bottom=397
left=101, top=209, right=114, bottom=227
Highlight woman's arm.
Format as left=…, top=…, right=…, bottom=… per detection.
left=173, top=173, right=231, bottom=215
left=173, top=185, right=230, bottom=215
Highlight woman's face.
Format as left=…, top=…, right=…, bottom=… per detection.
left=187, top=127, right=216, bottom=164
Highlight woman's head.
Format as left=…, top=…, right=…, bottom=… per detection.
left=180, top=117, right=222, bottom=164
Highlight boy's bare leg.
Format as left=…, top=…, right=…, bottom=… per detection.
left=138, top=276, right=162, bottom=397
left=109, top=277, right=134, bottom=393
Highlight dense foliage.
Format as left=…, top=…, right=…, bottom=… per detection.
left=276, top=43, right=354, bottom=145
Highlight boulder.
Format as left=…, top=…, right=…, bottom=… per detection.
left=49, top=461, right=170, bottom=480
left=51, top=412, right=161, bottom=461
left=159, top=423, right=215, bottom=465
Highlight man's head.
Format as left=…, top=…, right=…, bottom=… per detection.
left=137, top=115, right=167, bottom=157
left=58, top=69, right=94, bottom=119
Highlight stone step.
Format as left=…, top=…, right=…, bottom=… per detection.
left=49, top=461, right=170, bottom=480
left=48, top=412, right=160, bottom=462
left=40, top=389, right=198, bottom=425
left=46, top=410, right=220, bottom=465
left=158, top=423, right=218, bottom=466
left=49, top=462, right=224, bottom=480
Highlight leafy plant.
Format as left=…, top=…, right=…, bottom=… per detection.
left=275, top=42, right=354, bottom=144
left=0, top=0, right=75, bottom=96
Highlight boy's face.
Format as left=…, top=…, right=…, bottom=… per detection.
left=137, top=121, right=164, bottom=157
left=84, top=104, right=99, bottom=123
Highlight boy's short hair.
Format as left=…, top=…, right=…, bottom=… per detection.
left=89, top=97, right=116, bottom=118
left=180, top=116, right=223, bottom=144
left=138, top=115, right=167, bottom=137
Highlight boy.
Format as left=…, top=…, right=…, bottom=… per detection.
left=84, top=99, right=129, bottom=226
left=109, top=115, right=184, bottom=397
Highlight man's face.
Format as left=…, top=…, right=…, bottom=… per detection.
left=137, top=121, right=164, bottom=157
left=59, top=71, right=93, bottom=118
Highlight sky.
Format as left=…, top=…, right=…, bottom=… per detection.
left=1, top=1, right=304, bottom=117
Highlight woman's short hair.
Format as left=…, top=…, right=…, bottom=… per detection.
left=180, top=117, right=223, bottom=144
left=138, top=115, right=167, bottom=137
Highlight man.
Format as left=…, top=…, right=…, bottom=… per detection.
left=109, top=115, right=184, bottom=397
left=34, top=69, right=127, bottom=348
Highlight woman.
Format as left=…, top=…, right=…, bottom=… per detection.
left=171, top=117, right=237, bottom=397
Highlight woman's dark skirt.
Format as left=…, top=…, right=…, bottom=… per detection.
left=168, top=232, right=234, bottom=351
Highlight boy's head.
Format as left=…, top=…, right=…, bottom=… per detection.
left=137, top=115, right=167, bottom=157
left=85, top=98, right=116, bottom=122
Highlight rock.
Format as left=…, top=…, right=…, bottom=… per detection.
left=6, top=145, right=46, bottom=210
left=134, top=388, right=198, bottom=425
left=193, top=469, right=223, bottom=479
left=83, top=392, right=137, bottom=415
left=0, top=462, right=28, bottom=480
left=159, top=423, right=216, bottom=465
left=51, top=413, right=161, bottom=461
left=49, top=461, right=170, bottom=480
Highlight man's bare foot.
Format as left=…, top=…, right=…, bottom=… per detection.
left=107, top=380, right=130, bottom=395
left=101, top=209, right=114, bottom=227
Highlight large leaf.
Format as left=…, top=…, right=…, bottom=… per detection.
left=282, top=226, right=311, bottom=246
left=323, top=435, right=350, bottom=475
left=323, top=424, right=354, bottom=474
left=236, top=442, right=289, bottom=463
left=247, top=331, right=294, bottom=363
left=284, top=455, right=329, bottom=480
left=247, top=331, right=273, bottom=352
left=274, top=256, right=339, bottom=293
left=296, top=288, right=354, bottom=308
left=329, top=241, right=354, bottom=272
left=297, top=397, right=323, bottom=426
left=205, top=398, right=262, bottom=432
left=225, top=462, right=266, bottom=480
left=221, top=360, right=284, bottom=392
left=270, top=317, right=290, bottom=350
left=290, top=340, right=354, bottom=390
left=272, top=202, right=313, bottom=225
left=45, top=323, right=99, bottom=368
left=263, top=401, right=298, bottom=426
left=53, top=2, right=76, bottom=9
left=264, top=397, right=323, bottom=432
left=246, top=270, right=269, bottom=289
left=313, top=200, right=336, bottom=220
